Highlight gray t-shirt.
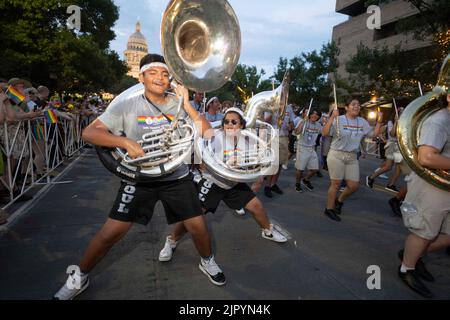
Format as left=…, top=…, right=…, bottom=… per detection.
left=264, top=104, right=295, bottom=137
left=419, top=108, right=450, bottom=158
left=190, top=100, right=202, bottom=112
left=330, top=115, right=373, bottom=153
left=296, top=120, right=323, bottom=147
left=201, top=131, right=251, bottom=189
left=205, top=112, right=224, bottom=123
left=98, top=93, right=190, bottom=181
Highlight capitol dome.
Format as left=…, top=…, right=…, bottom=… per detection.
left=127, top=22, right=148, bottom=52
left=124, top=21, right=149, bottom=79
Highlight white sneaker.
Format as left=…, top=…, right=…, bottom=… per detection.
left=159, top=236, right=178, bottom=262
left=379, top=174, right=389, bottom=179
left=282, top=164, right=288, bottom=170
left=199, top=256, right=226, bottom=286
left=53, top=269, right=89, bottom=300
left=261, top=224, right=288, bottom=243
left=235, top=208, right=246, bottom=215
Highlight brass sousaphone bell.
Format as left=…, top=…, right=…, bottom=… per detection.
left=397, top=54, right=450, bottom=191
left=96, top=0, right=241, bottom=183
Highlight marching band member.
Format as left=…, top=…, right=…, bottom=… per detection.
left=53, top=54, right=226, bottom=300
left=158, top=108, right=288, bottom=264
left=366, top=108, right=405, bottom=192
left=294, top=109, right=323, bottom=192
left=398, top=90, right=450, bottom=298
left=322, top=98, right=382, bottom=222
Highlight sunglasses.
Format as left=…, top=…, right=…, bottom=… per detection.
left=224, top=119, right=240, bottom=125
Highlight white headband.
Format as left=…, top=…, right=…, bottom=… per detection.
left=206, top=96, right=219, bottom=107
left=139, top=62, right=169, bottom=74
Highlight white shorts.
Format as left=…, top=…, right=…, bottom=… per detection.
left=295, top=146, right=319, bottom=171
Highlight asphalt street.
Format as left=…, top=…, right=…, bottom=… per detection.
left=0, top=149, right=449, bottom=300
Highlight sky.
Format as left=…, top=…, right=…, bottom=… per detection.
left=110, top=0, right=347, bottom=77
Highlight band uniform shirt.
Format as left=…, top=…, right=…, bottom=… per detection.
left=190, top=100, right=202, bottom=112
left=264, top=104, right=295, bottom=137
left=205, top=112, right=224, bottom=123
left=201, top=130, right=255, bottom=190
left=98, top=94, right=190, bottom=182
left=330, top=115, right=372, bottom=153
left=419, top=108, right=450, bottom=161
left=296, top=120, right=323, bottom=148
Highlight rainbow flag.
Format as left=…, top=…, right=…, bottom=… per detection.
left=32, top=123, right=45, bottom=141
left=44, top=109, right=58, bottom=124
left=6, top=86, right=25, bottom=105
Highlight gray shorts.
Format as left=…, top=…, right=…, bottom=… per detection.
left=279, top=136, right=289, bottom=166
left=402, top=173, right=450, bottom=240
left=295, top=146, right=319, bottom=171
left=327, top=149, right=359, bottom=182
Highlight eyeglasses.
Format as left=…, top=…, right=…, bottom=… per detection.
left=224, top=119, right=240, bottom=125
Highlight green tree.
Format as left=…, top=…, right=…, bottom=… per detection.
left=0, top=0, right=127, bottom=93
left=208, top=64, right=268, bottom=103
left=273, top=42, right=340, bottom=110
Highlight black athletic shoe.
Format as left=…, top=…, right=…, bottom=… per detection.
left=398, top=267, right=433, bottom=298
left=389, top=197, right=402, bottom=217
left=334, top=200, right=344, bottom=215
left=295, top=183, right=303, bottom=193
left=398, top=249, right=434, bottom=282
left=316, top=171, right=323, bottom=178
left=271, top=184, right=284, bottom=195
left=302, top=179, right=314, bottom=191
left=446, top=247, right=450, bottom=256
left=366, top=176, right=375, bottom=188
left=264, top=187, right=273, bottom=198
left=324, top=209, right=341, bottom=222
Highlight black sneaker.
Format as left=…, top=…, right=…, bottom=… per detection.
left=398, top=267, right=433, bottom=298
left=316, top=171, right=323, bottom=178
left=295, top=183, right=303, bottom=193
left=385, top=185, right=399, bottom=192
left=264, top=187, right=273, bottom=198
left=366, top=176, right=375, bottom=188
left=302, top=179, right=314, bottom=191
left=398, top=249, right=434, bottom=282
left=271, top=184, right=283, bottom=195
left=446, top=247, right=450, bottom=256
left=334, top=200, right=344, bottom=215
left=324, top=209, right=341, bottom=222
left=389, top=197, right=402, bottom=217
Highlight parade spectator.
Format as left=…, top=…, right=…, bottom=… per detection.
left=190, top=91, right=204, bottom=112
left=204, top=96, right=224, bottom=123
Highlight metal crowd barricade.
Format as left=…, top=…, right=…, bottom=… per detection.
left=0, top=115, right=93, bottom=210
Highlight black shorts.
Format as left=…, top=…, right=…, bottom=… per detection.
left=109, top=174, right=203, bottom=225
left=195, top=178, right=256, bottom=213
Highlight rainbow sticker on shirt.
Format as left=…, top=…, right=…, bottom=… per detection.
left=342, top=125, right=364, bottom=134
left=137, top=115, right=175, bottom=127
left=305, top=128, right=320, bottom=134
left=223, top=149, right=241, bottom=157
